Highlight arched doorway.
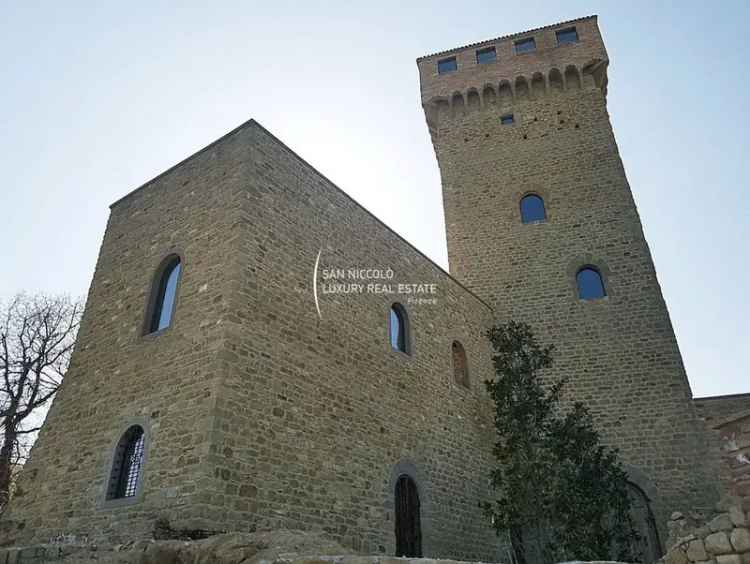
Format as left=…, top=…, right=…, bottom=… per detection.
left=395, top=474, right=422, bottom=557
left=627, top=482, right=662, bottom=563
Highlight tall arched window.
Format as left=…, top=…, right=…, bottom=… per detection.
left=147, top=256, right=182, bottom=334
left=452, top=341, right=469, bottom=388
left=576, top=266, right=606, bottom=300
left=520, top=194, right=546, bottom=223
left=389, top=303, right=410, bottom=354
left=106, top=425, right=145, bottom=500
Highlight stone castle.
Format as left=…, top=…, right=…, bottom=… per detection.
left=3, top=14, right=748, bottom=563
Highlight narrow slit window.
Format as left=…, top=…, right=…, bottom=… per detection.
left=147, top=256, right=182, bottom=334
left=514, top=37, right=536, bottom=54
left=476, top=46, right=496, bottom=64
left=389, top=303, right=410, bottom=354
left=437, top=57, right=457, bottom=74
left=452, top=341, right=469, bottom=388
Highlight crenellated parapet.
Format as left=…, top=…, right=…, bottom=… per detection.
left=421, top=59, right=607, bottom=137
left=417, top=15, right=608, bottom=135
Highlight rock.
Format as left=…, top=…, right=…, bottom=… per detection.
left=716, top=556, right=742, bottom=564
left=730, top=507, right=748, bottom=527
left=75, top=530, right=353, bottom=564
left=666, top=547, right=689, bottom=564
left=678, top=535, right=698, bottom=547
left=706, top=532, right=734, bottom=555
left=672, top=512, right=685, bottom=520
left=710, top=514, right=736, bottom=533
left=687, top=539, right=709, bottom=561
left=731, top=528, right=750, bottom=553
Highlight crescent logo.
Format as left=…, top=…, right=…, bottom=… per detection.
left=313, top=248, right=323, bottom=319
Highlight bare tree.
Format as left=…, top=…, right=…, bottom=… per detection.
left=0, top=294, right=83, bottom=511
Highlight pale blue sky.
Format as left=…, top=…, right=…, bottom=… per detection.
left=1, top=1, right=747, bottom=397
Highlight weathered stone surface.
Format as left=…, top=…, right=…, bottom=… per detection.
left=716, top=555, right=742, bottom=564
left=710, top=515, right=735, bottom=533
left=0, top=531, right=352, bottom=564
left=687, top=539, right=709, bottom=562
left=678, top=534, right=698, bottom=546
left=666, top=548, right=689, bottom=564
left=730, top=528, right=750, bottom=553
left=730, top=507, right=748, bottom=527
left=706, top=532, right=733, bottom=555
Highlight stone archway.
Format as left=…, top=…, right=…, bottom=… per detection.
left=627, top=481, right=662, bottom=563
left=394, top=474, right=422, bottom=557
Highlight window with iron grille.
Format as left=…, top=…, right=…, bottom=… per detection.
left=107, top=425, right=145, bottom=500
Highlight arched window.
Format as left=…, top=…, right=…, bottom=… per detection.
left=576, top=266, right=606, bottom=300
left=520, top=194, right=546, bottom=223
left=389, top=303, right=410, bottom=354
left=452, top=341, right=469, bottom=388
left=106, top=425, right=145, bottom=500
left=147, top=256, right=182, bottom=333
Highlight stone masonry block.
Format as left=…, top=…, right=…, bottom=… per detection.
left=706, top=532, right=734, bottom=555
left=731, top=528, right=750, bottom=553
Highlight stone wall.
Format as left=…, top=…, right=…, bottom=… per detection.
left=201, top=123, right=504, bottom=560
left=417, top=14, right=718, bottom=546
left=665, top=501, right=750, bottom=564
left=695, top=395, right=750, bottom=427
left=3, top=123, right=246, bottom=545
left=712, top=411, right=750, bottom=501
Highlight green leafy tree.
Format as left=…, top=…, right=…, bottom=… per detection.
left=484, top=321, right=637, bottom=564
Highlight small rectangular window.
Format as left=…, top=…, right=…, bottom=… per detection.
left=476, top=46, right=496, bottom=64
left=437, top=57, right=457, bottom=74
left=514, top=37, right=536, bottom=54
left=556, top=27, right=578, bottom=45
left=500, top=114, right=514, bottom=125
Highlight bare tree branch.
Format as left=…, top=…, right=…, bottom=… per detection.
left=0, top=293, right=83, bottom=513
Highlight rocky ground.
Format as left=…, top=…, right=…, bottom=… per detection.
left=1, top=529, right=352, bottom=564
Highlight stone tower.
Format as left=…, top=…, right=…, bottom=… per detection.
left=417, top=14, right=717, bottom=549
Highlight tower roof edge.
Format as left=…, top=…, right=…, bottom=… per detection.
left=415, top=15, right=598, bottom=62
